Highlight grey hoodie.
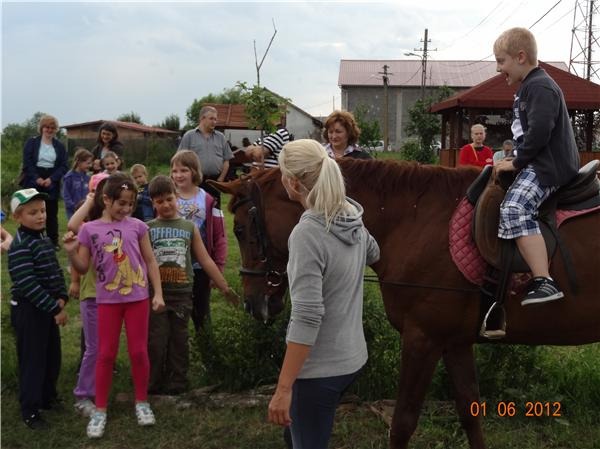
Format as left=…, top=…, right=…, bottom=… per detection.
left=286, top=198, right=380, bottom=379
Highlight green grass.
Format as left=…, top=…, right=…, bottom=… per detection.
left=1, top=189, right=599, bottom=448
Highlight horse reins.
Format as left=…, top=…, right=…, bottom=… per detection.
left=363, top=275, right=479, bottom=293
left=231, top=179, right=286, bottom=288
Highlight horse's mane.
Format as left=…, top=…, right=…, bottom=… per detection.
left=338, top=158, right=480, bottom=200
left=235, top=159, right=480, bottom=206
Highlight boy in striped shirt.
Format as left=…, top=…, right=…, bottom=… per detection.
left=8, top=188, right=68, bottom=429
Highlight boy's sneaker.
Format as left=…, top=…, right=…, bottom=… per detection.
left=23, top=412, right=48, bottom=430
left=135, top=402, right=156, bottom=426
left=74, top=398, right=96, bottom=417
left=87, top=411, right=107, bottom=438
left=521, top=277, right=564, bottom=306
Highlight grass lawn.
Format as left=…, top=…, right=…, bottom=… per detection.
left=1, top=194, right=599, bottom=449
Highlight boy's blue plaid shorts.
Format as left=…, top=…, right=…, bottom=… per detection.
left=498, top=166, right=558, bottom=239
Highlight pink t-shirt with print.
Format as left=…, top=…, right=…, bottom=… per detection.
left=78, top=216, right=149, bottom=304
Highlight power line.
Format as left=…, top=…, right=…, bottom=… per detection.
left=529, top=0, right=563, bottom=29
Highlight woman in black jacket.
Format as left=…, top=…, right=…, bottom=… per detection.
left=20, top=114, right=69, bottom=248
left=91, top=122, right=124, bottom=171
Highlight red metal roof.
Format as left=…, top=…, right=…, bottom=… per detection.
left=63, top=120, right=179, bottom=134
left=339, top=59, right=568, bottom=88
left=430, top=61, right=600, bottom=112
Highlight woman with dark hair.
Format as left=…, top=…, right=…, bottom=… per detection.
left=20, top=114, right=69, bottom=248
left=322, top=110, right=372, bottom=160
left=92, top=122, right=124, bottom=170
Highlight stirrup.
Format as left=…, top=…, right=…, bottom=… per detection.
left=479, top=301, right=507, bottom=339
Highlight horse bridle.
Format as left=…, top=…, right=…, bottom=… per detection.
left=231, top=178, right=286, bottom=288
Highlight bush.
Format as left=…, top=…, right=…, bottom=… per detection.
left=352, top=281, right=400, bottom=399
left=194, top=302, right=289, bottom=390
left=400, top=138, right=435, bottom=164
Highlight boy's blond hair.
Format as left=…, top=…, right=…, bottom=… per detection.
left=494, top=27, right=538, bottom=65
left=130, top=164, right=148, bottom=176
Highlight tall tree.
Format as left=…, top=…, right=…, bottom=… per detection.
left=353, top=104, right=382, bottom=148
left=237, top=82, right=288, bottom=134
left=403, top=86, right=453, bottom=163
left=160, top=114, right=180, bottom=132
left=1, top=111, right=49, bottom=146
left=185, top=87, right=244, bottom=128
left=117, top=111, right=143, bottom=124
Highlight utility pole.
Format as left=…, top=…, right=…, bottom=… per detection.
left=406, top=29, right=437, bottom=100
left=420, top=29, right=429, bottom=100
left=379, top=64, right=390, bottom=151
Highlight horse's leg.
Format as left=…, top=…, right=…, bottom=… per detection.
left=389, top=328, right=442, bottom=449
left=443, top=344, right=486, bottom=449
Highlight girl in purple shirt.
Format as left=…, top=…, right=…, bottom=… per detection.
left=64, top=173, right=164, bottom=439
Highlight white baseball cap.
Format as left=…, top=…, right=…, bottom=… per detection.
left=10, top=188, right=49, bottom=213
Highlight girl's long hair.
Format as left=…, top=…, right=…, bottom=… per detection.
left=71, top=147, right=93, bottom=170
left=279, top=139, right=352, bottom=230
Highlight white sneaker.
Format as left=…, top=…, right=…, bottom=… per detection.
left=74, top=398, right=96, bottom=417
left=87, top=411, right=107, bottom=438
left=135, top=402, right=156, bottom=426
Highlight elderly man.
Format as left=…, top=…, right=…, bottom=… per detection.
left=458, top=124, right=494, bottom=168
left=178, top=106, right=233, bottom=207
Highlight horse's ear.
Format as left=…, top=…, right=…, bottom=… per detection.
left=206, top=179, right=240, bottom=195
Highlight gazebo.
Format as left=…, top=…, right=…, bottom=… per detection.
left=430, top=61, right=600, bottom=167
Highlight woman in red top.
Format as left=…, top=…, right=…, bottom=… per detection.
left=458, top=124, right=494, bottom=168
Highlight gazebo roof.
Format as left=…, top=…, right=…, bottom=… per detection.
left=430, top=61, right=600, bottom=112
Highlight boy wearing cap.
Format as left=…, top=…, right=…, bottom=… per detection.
left=7, top=188, right=69, bottom=429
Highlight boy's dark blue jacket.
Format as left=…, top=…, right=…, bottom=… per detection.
left=8, top=226, right=68, bottom=316
left=512, top=67, right=580, bottom=186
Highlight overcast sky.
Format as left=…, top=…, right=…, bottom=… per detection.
left=1, top=0, right=588, bottom=129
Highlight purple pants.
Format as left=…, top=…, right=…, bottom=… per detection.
left=73, top=298, right=98, bottom=399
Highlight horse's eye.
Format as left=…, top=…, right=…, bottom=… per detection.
left=233, top=225, right=244, bottom=237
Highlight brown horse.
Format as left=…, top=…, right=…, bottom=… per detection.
left=212, top=159, right=600, bottom=449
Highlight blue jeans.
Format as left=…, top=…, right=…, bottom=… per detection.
left=288, top=368, right=362, bottom=449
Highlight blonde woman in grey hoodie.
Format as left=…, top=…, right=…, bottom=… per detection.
left=268, top=139, right=380, bottom=449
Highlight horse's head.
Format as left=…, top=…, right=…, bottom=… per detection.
left=210, top=170, right=302, bottom=322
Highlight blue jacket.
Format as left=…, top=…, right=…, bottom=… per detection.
left=21, top=136, right=69, bottom=200
left=62, top=170, right=90, bottom=217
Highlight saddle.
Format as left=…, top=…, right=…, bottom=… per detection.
left=470, top=160, right=600, bottom=272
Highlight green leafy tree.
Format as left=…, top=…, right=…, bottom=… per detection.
left=404, top=86, right=454, bottom=163
left=185, top=87, right=244, bottom=128
left=160, top=114, right=180, bottom=131
left=116, top=111, right=143, bottom=124
left=236, top=82, right=288, bottom=134
left=353, top=104, right=382, bottom=148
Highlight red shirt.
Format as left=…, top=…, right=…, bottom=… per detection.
left=458, top=144, right=494, bottom=168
